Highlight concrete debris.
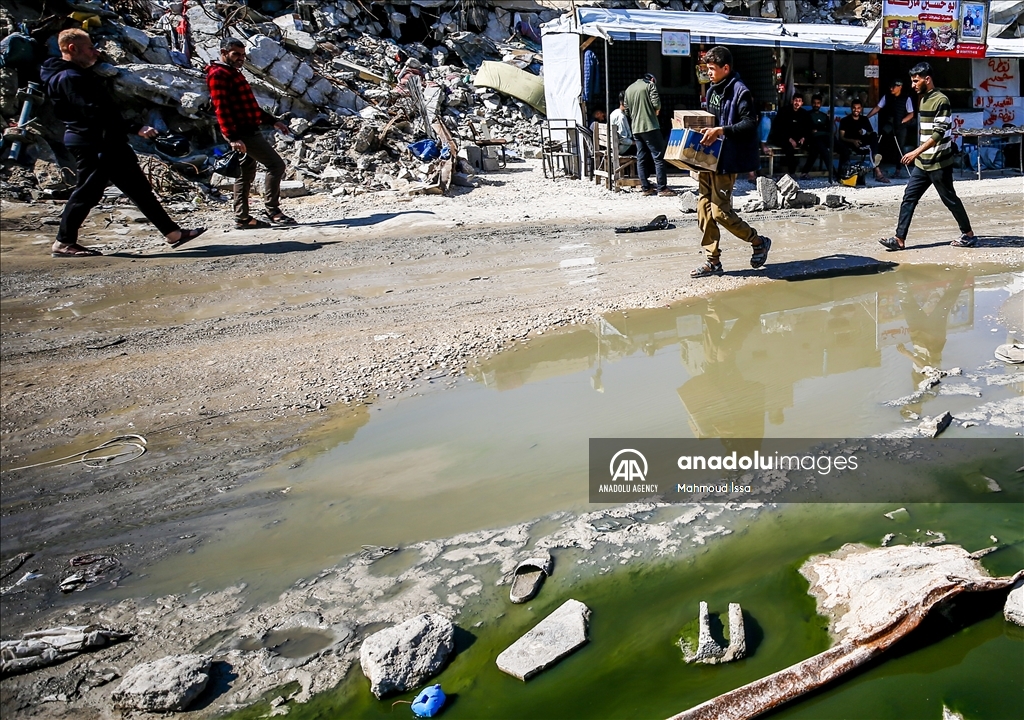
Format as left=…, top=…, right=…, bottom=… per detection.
left=1006, top=577, right=1024, bottom=627
left=1, top=626, right=132, bottom=676
left=359, top=613, right=455, bottom=698
left=920, top=410, right=954, bottom=438
left=776, top=173, right=800, bottom=204
left=496, top=599, right=590, bottom=680
left=679, top=189, right=699, bottom=213
left=0, top=0, right=552, bottom=202
left=112, top=654, right=212, bottom=712
left=823, top=193, right=846, bottom=208
left=681, top=601, right=746, bottom=664
left=670, top=545, right=1023, bottom=720
left=756, top=176, right=780, bottom=210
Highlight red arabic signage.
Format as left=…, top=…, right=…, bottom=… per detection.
left=881, top=1, right=988, bottom=59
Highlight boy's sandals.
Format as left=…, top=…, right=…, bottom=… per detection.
left=690, top=259, right=724, bottom=278
left=879, top=236, right=905, bottom=251
left=950, top=234, right=977, bottom=248
left=52, top=243, right=102, bottom=258
left=263, top=210, right=297, bottom=226
left=167, top=227, right=207, bottom=249
left=236, top=215, right=272, bottom=230
left=750, top=235, right=772, bottom=269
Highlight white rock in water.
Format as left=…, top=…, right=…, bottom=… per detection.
left=496, top=599, right=590, bottom=680
left=112, top=654, right=211, bottom=712
left=1006, top=578, right=1024, bottom=627
left=801, top=544, right=996, bottom=642
left=359, top=614, right=455, bottom=698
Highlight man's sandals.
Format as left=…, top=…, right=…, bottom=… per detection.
left=263, top=210, right=297, bottom=226
left=235, top=215, right=271, bottom=230
left=52, top=243, right=103, bottom=258
left=879, top=236, right=905, bottom=251
left=167, top=227, right=207, bottom=249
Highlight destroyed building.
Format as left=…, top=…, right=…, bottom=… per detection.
left=0, top=1, right=1021, bottom=201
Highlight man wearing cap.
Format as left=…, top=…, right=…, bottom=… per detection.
left=879, top=62, right=976, bottom=251
left=624, top=73, right=674, bottom=196
left=868, top=79, right=915, bottom=169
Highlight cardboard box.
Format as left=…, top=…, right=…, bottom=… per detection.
left=672, top=110, right=715, bottom=130
left=665, top=128, right=721, bottom=173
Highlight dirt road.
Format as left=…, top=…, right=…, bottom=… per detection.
left=1, top=164, right=1022, bottom=714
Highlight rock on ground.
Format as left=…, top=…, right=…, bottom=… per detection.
left=111, top=654, right=211, bottom=712
left=800, top=544, right=996, bottom=642
left=496, top=598, right=590, bottom=680
left=359, top=613, right=455, bottom=698
left=1006, top=577, right=1024, bottom=626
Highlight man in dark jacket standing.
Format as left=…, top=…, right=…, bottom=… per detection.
left=691, top=46, right=771, bottom=278
left=768, top=94, right=812, bottom=176
left=207, top=37, right=294, bottom=229
left=40, top=29, right=204, bottom=257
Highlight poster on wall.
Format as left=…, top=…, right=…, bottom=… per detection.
left=661, top=30, right=691, bottom=57
left=881, top=1, right=988, bottom=59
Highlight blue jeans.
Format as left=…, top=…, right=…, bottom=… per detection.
left=634, top=129, right=668, bottom=191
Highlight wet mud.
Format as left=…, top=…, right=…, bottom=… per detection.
left=1, top=186, right=1022, bottom=718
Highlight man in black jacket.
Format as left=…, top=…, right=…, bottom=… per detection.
left=40, top=29, right=204, bottom=257
left=691, top=46, right=771, bottom=278
left=768, top=94, right=812, bottom=176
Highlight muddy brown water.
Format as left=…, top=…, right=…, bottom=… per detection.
left=126, top=265, right=1023, bottom=602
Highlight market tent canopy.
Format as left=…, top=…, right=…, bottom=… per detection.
left=544, top=8, right=859, bottom=51
left=788, top=23, right=1024, bottom=57
left=541, top=8, right=1024, bottom=121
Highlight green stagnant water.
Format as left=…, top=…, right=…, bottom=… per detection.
left=226, top=503, right=1022, bottom=720
left=185, top=265, right=1021, bottom=719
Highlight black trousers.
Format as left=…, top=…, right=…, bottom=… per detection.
left=801, top=135, right=830, bottom=173
left=896, top=164, right=972, bottom=240
left=838, top=133, right=880, bottom=168
left=58, top=141, right=178, bottom=245
left=634, top=129, right=668, bottom=191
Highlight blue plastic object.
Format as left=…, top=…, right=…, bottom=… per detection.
left=408, top=139, right=440, bottom=161
left=411, top=684, right=446, bottom=717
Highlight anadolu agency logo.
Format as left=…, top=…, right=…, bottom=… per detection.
left=599, top=449, right=658, bottom=493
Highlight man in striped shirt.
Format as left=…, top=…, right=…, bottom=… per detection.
left=879, top=62, right=976, bottom=251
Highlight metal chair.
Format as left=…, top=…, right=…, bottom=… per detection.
left=541, top=119, right=581, bottom=180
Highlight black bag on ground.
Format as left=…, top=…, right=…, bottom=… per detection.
left=212, top=150, right=245, bottom=178
left=154, top=133, right=190, bottom=156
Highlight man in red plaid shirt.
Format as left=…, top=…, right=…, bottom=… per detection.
left=207, top=37, right=295, bottom=228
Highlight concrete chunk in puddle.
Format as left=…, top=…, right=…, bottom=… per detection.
left=496, top=599, right=590, bottom=680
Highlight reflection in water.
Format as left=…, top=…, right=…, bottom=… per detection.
left=474, top=270, right=980, bottom=440
left=135, top=267, right=1017, bottom=600
left=889, top=269, right=971, bottom=417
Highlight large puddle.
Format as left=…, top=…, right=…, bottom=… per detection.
left=118, top=264, right=1021, bottom=719
left=133, top=264, right=1023, bottom=600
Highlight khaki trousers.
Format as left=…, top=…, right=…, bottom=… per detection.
left=697, top=172, right=757, bottom=262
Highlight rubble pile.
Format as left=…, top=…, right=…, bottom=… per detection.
left=0, top=0, right=556, bottom=201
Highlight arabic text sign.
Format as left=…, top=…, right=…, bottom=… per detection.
left=881, top=0, right=987, bottom=59
left=972, top=58, right=1019, bottom=97
left=661, top=30, right=691, bottom=57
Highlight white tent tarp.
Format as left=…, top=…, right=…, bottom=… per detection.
left=541, top=8, right=1024, bottom=121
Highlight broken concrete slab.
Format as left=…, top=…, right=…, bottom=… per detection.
left=756, top=176, right=779, bottom=210
left=786, top=191, right=819, bottom=209
left=681, top=602, right=746, bottom=664
left=279, top=180, right=310, bottom=198
left=670, top=545, right=1023, bottom=720
left=359, top=613, right=455, bottom=698
left=1, top=626, right=132, bottom=675
left=496, top=599, right=590, bottom=680
left=1005, top=577, right=1023, bottom=626
left=112, top=654, right=211, bottom=712
left=679, top=189, right=699, bottom=213
left=776, top=173, right=799, bottom=203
